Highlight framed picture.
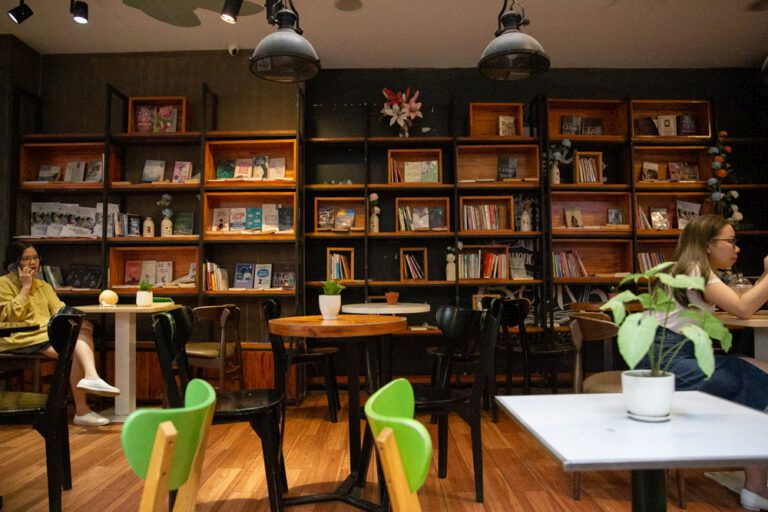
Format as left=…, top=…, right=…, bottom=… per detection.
left=564, top=208, right=583, bottom=228
left=472, top=294, right=501, bottom=311
left=607, top=208, right=623, bottom=225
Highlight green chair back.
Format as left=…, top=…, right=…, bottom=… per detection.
left=121, top=379, right=216, bottom=490
left=364, top=378, right=432, bottom=493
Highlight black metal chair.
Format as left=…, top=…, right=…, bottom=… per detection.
left=0, top=310, right=85, bottom=512
left=152, top=306, right=287, bottom=512
left=262, top=299, right=340, bottom=422
left=411, top=300, right=503, bottom=503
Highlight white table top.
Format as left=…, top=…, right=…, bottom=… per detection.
left=496, top=392, right=768, bottom=471
left=78, top=303, right=180, bottom=314
left=341, top=302, right=430, bottom=315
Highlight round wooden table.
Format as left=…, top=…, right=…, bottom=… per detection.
left=716, top=311, right=768, bottom=360
left=269, top=314, right=406, bottom=511
left=341, top=302, right=430, bottom=315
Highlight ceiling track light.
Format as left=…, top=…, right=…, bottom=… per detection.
left=250, top=0, right=320, bottom=83
left=220, top=0, right=243, bottom=24
left=70, top=0, right=88, bottom=24
left=7, top=0, right=33, bottom=24
left=478, top=0, right=550, bottom=81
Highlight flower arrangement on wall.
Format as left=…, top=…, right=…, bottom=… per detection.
left=381, top=87, right=422, bottom=137
left=707, top=130, right=742, bottom=226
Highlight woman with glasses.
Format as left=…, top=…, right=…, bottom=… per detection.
left=0, top=242, right=119, bottom=426
left=637, top=214, right=768, bottom=510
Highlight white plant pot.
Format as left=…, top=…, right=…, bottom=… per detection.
left=319, top=294, right=341, bottom=320
left=621, top=369, right=675, bottom=419
left=136, top=290, right=153, bottom=307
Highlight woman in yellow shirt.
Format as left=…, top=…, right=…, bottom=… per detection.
left=0, top=242, right=119, bottom=426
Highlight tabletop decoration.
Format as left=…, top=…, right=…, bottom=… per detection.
left=381, top=86, right=422, bottom=137
left=319, top=279, right=346, bottom=320
left=136, top=280, right=153, bottom=307
left=156, top=193, right=174, bottom=237
left=98, top=289, right=118, bottom=307
left=600, top=261, right=732, bottom=419
left=707, top=130, right=742, bottom=226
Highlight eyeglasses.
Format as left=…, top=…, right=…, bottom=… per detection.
left=711, top=238, right=738, bottom=248
left=19, top=255, right=40, bottom=262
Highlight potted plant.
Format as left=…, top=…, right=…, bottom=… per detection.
left=384, top=291, right=399, bottom=305
left=136, top=280, right=153, bottom=307
left=600, top=261, right=732, bottom=419
left=319, top=279, right=345, bottom=320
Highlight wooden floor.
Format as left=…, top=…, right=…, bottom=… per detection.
left=0, top=393, right=748, bottom=511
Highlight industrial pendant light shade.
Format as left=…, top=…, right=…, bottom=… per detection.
left=250, top=0, right=320, bottom=83
left=220, top=0, right=243, bottom=24
left=70, top=0, right=88, bottom=24
left=478, top=0, right=550, bottom=81
left=7, top=0, right=33, bottom=24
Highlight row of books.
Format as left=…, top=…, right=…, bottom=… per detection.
left=561, top=115, right=603, bottom=136
left=637, top=251, right=666, bottom=273
left=461, top=204, right=509, bottom=231
left=209, top=262, right=295, bottom=290
left=135, top=104, right=179, bottom=133
left=576, top=156, right=599, bottom=183
left=41, top=264, right=102, bottom=290
left=30, top=202, right=97, bottom=237
left=636, top=200, right=701, bottom=230
left=634, top=114, right=697, bottom=137
left=402, top=253, right=426, bottom=280
left=211, top=205, right=293, bottom=234
left=317, top=205, right=360, bottom=231
left=390, top=159, right=439, bottom=183
left=458, top=251, right=509, bottom=280
left=328, top=253, right=352, bottom=280
left=118, top=261, right=196, bottom=288
left=397, top=206, right=447, bottom=232
left=214, top=157, right=289, bottom=181
left=640, top=161, right=699, bottom=182
left=138, top=160, right=196, bottom=184
left=552, top=250, right=588, bottom=278
left=35, top=159, right=103, bottom=183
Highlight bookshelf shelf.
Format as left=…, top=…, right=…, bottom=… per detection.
left=109, top=182, right=200, bottom=192
left=108, top=236, right=199, bottom=245
left=630, top=100, right=712, bottom=141
left=457, top=144, right=540, bottom=183
left=468, top=102, right=525, bottom=138
left=367, top=280, right=454, bottom=287
left=127, top=96, right=187, bottom=134
left=368, top=231, right=456, bottom=238
left=202, top=289, right=296, bottom=297
left=548, top=99, right=628, bottom=140
left=204, top=139, right=298, bottom=186
left=111, top=132, right=201, bottom=145
left=13, top=237, right=101, bottom=245
left=305, top=280, right=366, bottom=287
left=458, top=278, right=542, bottom=286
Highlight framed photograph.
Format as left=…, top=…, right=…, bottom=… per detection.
left=472, top=294, right=501, bottom=311
left=607, top=208, right=623, bottom=225
left=564, top=208, right=583, bottom=228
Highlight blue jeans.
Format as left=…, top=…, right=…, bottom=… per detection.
left=637, top=328, right=768, bottom=412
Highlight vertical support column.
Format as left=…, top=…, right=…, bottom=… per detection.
left=113, top=311, right=136, bottom=420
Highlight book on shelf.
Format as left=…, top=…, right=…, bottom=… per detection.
left=391, top=159, right=403, bottom=183
left=63, top=161, right=86, bottom=182
left=42, top=265, right=64, bottom=289
left=403, top=253, right=425, bottom=280
left=84, top=158, right=103, bottom=183
left=261, top=204, right=279, bottom=232
left=676, top=200, right=701, bottom=229
left=234, top=158, right=253, bottom=178
left=509, top=240, right=536, bottom=279
left=268, top=157, right=286, bottom=180
left=65, top=264, right=87, bottom=287
left=36, top=165, right=62, bottom=182
left=229, top=207, right=247, bottom=231
left=329, top=253, right=351, bottom=280
left=498, top=115, right=516, bottom=136
left=655, top=115, right=677, bottom=136
left=204, top=261, right=229, bottom=291
left=317, top=204, right=335, bottom=230
left=580, top=117, right=604, bottom=136
left=552, top=250, right=588, bottom=278
left=215, top=160, right=235, bottom=179
left=171, top=161, right=192, bottom=183
left=154, top=105, right=178, bottom=133
left=411, top=207, right=430, bottom=230
left=134, top=105, right=156, bottom=133
left=30, top=202, right=51, bottom=236
left=211, top=208, right=230, bottom=232
left=607, top=208, right=623, bottom=225
left=333, top=207, right=356, bottom=230
left=172, top=211, right=194, bottom=235
left=403, top=161, right=422, bottom=183
left=253, top=155, right=269, bottom=180
left=497, top=156, right=517, bottom=180
left=141, top=160, right=165, bottom=182
left=638, top=251, right=666, bottom=273
left=127, top=214, right=142, bottom=236
left=683, top=162, right=699, bottom=180
left=140, top=260, right=157, bottom=285
left=277, top=207, right=294, bottom=232
left=95, top=202, right=119, bottom=237
left=461, top=203, right=508, bottom=231
left=564, top=208, right=583, bottom=228
left=668, top=162, right=685, bottom=181
left=637, top=206, right=652, bottom=230
left=640, top=161, right=659, bottom=181
left=124, top=260, right=142, bottom=285
left=156, top=261, right=173, bottom=285
left=58, top=205, right=96, bottom=237
left=577, top=156, right=598, bottom=183
left=649, top=207, right=669, bottom=230
left=634, top=116, right=659, bottom=136
left=234, top=263, right=255, bottom=288
left=420, top=160, right=439, bottom=183
left=560, top=115, right=581, bottom=135
left=677, top=114, right=697, bottom=136
left=253, top=263, right=272, bottom=289
left=428, top=206, right=446, bottom=230
left=272, top=263, right=296, bottom=289
left=245, top=207, right=262, bottom=231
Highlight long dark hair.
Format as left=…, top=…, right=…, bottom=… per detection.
left=4, top=242, right=35, bottom=273
left=669, top=214, right=728, bottom=305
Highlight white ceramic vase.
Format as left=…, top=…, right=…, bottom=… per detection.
left=550, top=161, right=561, bottom=185
left=621, top=370, right=675, bottom=419
left=369, top=213, right=380, bottom=233
left=446, top=260, right=456, bottom=281
left=318, top=295, right=341, bottom=320
left=142, top=217, right=155, bottom=237
left=136, top=290, right=153, bottom=307
left=161, top=216, right=173, bottom=237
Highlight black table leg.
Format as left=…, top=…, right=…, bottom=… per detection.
left=348, top=341, right=362, bottom=471
left=631, top=469, right=666, bottom=512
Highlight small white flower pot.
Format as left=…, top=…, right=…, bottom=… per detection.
left=136, top=290, right=153, bottom=307
left=622, top=370, right=675, bottom=419
left=319, top=295, right=341, bottom=320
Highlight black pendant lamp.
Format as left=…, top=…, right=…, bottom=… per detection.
left=478, top=0, right=550, bottom=81
left=250, top=0, right=320, bottom=83
left=7, top=0, right=33, bottom=24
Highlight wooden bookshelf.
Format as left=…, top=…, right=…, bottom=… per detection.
left=400, top=247, right=428, bottom=281
left=204, top=139, right=298, bottom=188
left=203, top=191, right=296, bottom=241
left=547, top=99, right=628, bottom=141
left=573, top=151, right=603, bottom=184
left=19, top=142, right=114, bottom=189
left=458, top=196, right=514, bottom=233
left=633, top=146, right=711, bottom=188
left=109, top=245, right=199, bottom=293
left=394, top=197, right=450, bottom=233
left=551, top=239, right=632, bottom=283
left=457, top=244, right=510, bottom=282
left=127, top=96, right=187, bottom=133
left=468, top=102, right=525, bottom=138
left=327, top=247, right=355, bottom=281
left=635, top=192, right=711, bottom=234
left=457, top=144, right=539, bottom=184
left=551, top=191, right=631, bottom=235
left=387, top=148, right=442, bottom=184
left=313, top=197, right=366, bottom=234
left=630, top=100, right=712, bottom=141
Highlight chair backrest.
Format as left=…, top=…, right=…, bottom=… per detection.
left=364, top=378, right=431, bottom=511
left=470, top=299, right=504, bottom=403
left=434, top=305, right=484, bottom=356
left=42, top=310, right=85, bottom=422
left=153, top=307, right=197, bottom=408
left=569, top=313, right=618, bottom=393
left=122, top=379, right=217, bottom=512
left=261, top=299, right=289, bottom=394
left=498, top=298, right=531, bottom=353
left=192, top=304, right=241, bottom=353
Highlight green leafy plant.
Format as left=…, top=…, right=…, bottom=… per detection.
left=321, top=279, right=346, bottom=295
left=600, top=261, right=731, bottom=378
left=138, top=280, right=153, bottom=292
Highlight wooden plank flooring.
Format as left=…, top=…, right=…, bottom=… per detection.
left=0, top=393, right=747, bottom=511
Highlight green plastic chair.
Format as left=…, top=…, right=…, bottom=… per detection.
left=121, top=379, right=217, bottom=512
left=364, top=378, right=432, bottom=512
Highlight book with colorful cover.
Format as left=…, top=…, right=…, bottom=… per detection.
left=317, top=205, right=335, bottom=230
left=141, top=160, right=165, bottom=182
left=245, top=207, right=262, bottom=230
left=234, top=263, right=255, bottom=288
left=420, top=160, right=439, bottom=183
left=171, top=161, right=192, bottom=183
left=173, top=212, right=194, bottom=235
left=37, top=165, right=61, bottom=181
left=267, top=157, right=286, bottom=180
left=84, top=159, right=103, bottom=182
left=234, top=158, right=253, bottom=178
left=215, top=160, right=235, bottom=179
left=63, top=161, right=86, bottom=182
left=229, top=207, right=247, bottom=231
left=134, top=105, right=156, bottom=133
left=211, top=208, right=230, bottom=232
left=252, top=155, right=269, bottom=180
left=334, top=208, right=356, bottom=230
left=124, top=260, right=142, bottom=285
left=154, top=105, right=178, bottom=133
left=253, top=263, right=272, bottom=289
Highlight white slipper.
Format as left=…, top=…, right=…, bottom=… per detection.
left=73, top=411, right=109, bottom=427
left=76, top=377, right=120, bottom=397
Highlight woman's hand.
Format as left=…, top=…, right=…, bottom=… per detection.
left=19, top=266, right=35, bottom=292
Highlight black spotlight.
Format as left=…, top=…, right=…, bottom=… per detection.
left=220, top=0, right=243, bottom=23
left=70, top=0, right=88, bottom=24
left=7, top=0, right=33, bottom=24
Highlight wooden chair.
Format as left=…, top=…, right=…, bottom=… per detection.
left=0, top=310, right=84, bottom=512
left=0, top=350, right=48, bottom=391
left=262, top=299, right=340, bottom=423
left=121, top=379, right=217, bottom=512
left=569, top=313, right=686, bottom=508
left=365, top=378, right=432, bottom=512
left=411, top=299, right=503, bottom=503
left=186, top=305, right=245, bottom=392
left=152, top=307, right=287, bottom=512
